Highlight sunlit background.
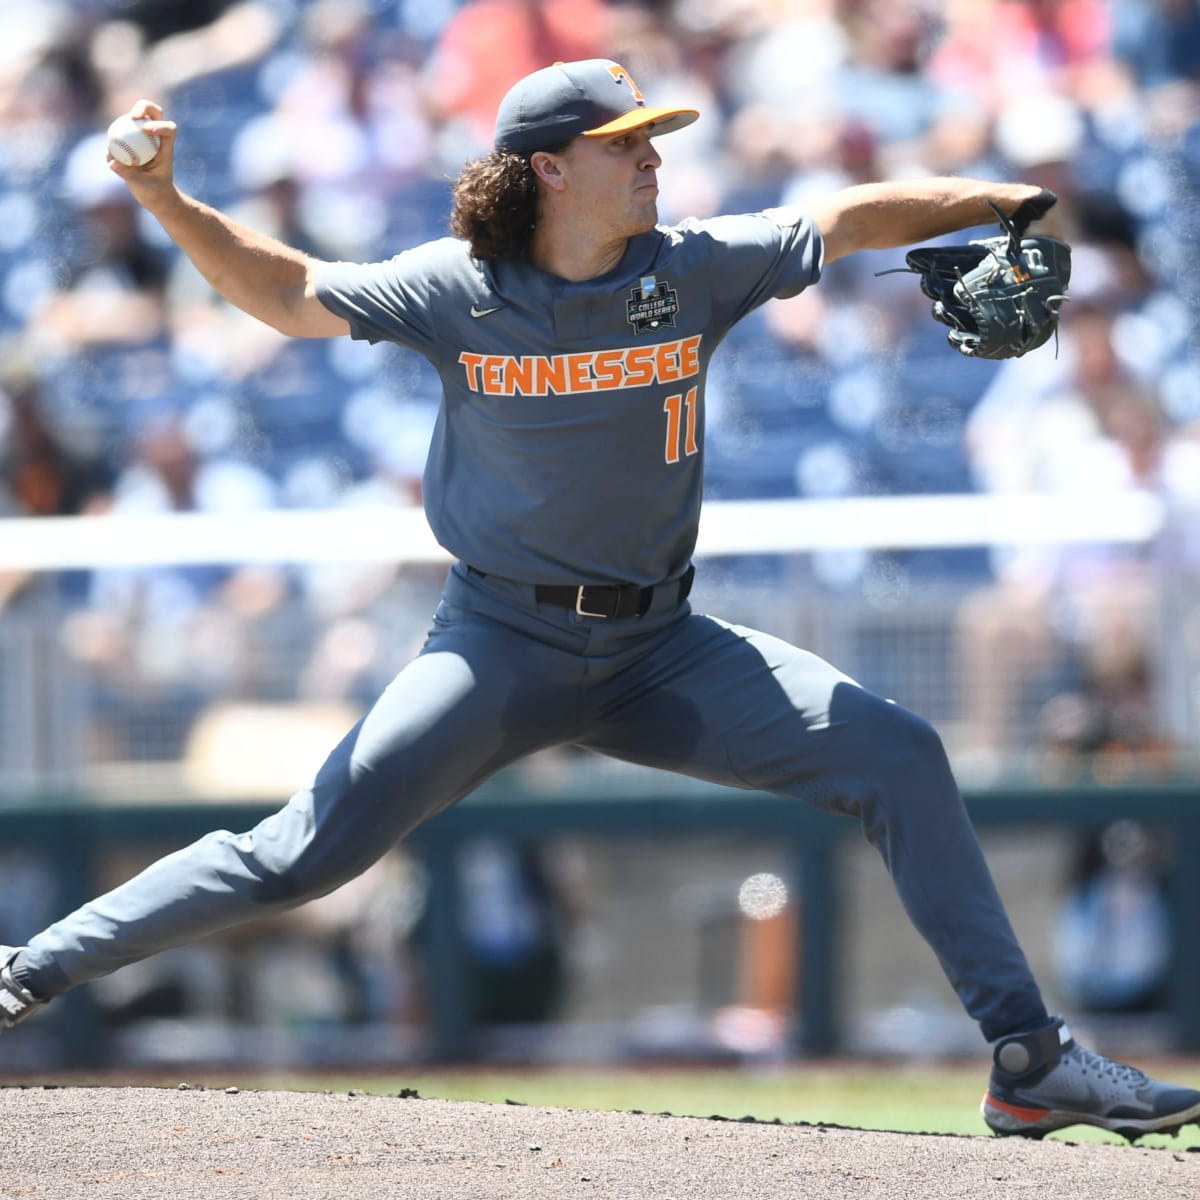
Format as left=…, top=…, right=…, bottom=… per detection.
left=2, top=0, right=1200, bottom=1075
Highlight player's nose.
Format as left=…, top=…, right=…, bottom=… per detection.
left=640, top=141, right=662, bottom=170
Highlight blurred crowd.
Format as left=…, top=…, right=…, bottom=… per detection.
left=2, top=0, right=1200, bottom=776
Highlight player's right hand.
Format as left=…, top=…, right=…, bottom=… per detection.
left=106, top=99, right=178, bottom=202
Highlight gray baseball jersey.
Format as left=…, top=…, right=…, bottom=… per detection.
left=315, top=210, right=821, bottom=586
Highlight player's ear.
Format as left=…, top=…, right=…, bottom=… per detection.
left=529, top=149, right=568, bottom=191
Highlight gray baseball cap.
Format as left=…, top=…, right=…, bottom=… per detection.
left=493, top=59, right=699, bottom=155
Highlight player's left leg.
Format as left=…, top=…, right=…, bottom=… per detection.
left=580, top=609, right=1200, bottom=1139
left=582, top=610, right=1043, bottom=1039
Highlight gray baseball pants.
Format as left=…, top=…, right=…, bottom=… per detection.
left=24, top=562, right=1047, bottom=1041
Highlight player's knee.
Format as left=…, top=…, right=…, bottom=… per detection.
left=247, top=861, right=309, bottom=907
left=883, top=701, right=948, bottom=768
left=251, top=831, right=377, bottom=908
left=855, top=693, right=953, bottom=792
left=239, top=794, right=370, bottom=908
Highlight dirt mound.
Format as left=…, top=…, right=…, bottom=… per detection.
left=2, top=1085, right=1194, bottom=1199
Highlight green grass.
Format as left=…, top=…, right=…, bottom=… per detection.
left=191, top=1062, right=1200, bottom=1150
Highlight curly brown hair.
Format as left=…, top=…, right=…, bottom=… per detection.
left=449, top=145, right=567, bottom=262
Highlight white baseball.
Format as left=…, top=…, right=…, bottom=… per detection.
left=106, top=114, right=161, bottom=167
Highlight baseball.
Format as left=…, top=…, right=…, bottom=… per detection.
left=106, top=113, right=160, bottom=167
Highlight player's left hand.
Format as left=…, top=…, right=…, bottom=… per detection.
left=894, top=197, right=1071, bottom=360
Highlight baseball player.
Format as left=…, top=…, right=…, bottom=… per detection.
left=3, top=59, right=1198, bottom=1141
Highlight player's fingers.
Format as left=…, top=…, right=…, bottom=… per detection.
left=137, top=120, right=177, bottom=142
left=128, top=97, right=165, bottom=121
left=105, top=154, right=142, bottom=177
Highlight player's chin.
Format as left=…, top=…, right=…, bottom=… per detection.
left=629, top=202, right=659, bottom=233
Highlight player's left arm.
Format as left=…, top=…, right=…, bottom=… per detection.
left=808, top=178, right=1064, bottom=265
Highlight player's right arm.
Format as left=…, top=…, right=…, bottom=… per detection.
left=107, top=100, right=349, bottom=339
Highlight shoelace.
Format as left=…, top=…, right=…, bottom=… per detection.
left=1070, top=1044, right=1148, bottom=1085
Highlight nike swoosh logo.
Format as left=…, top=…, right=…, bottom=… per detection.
left=470, top=303, right=503, bottom=319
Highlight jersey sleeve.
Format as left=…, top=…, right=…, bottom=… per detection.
left=313, top=239, right=464, bottom=356
left=679, top=208, right=824, bottom=327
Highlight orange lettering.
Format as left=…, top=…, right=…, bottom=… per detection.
left=458, top=352, right=485, bottom=390
left=592, top=349, right=625, bottom=390
left=506, top=356, right=537, bottom=395
left=567, top=352, right=594, bottom=392
left=482, top=356, right=507, bottom=394
left=459, top=336, right=705, bottom=395
left=624, top=346, right=656, bottom=388
left=534, top=355, right=569, bottom=395
left=655, top=341, right=681, bottom=384
left=679, top=335, right=701, bottom=378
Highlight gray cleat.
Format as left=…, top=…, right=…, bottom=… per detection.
left=982, top=1016, right=1200, bottom=1141
left=0, top=947, right=46, bottom=1029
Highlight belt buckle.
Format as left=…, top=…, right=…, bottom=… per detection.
left=575, top=586, right=612, bottom=619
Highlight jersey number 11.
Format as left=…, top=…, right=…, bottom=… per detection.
left=663, top=387, right=699, bottom=464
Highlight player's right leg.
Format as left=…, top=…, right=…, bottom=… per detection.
left=3, top=571, right=588, bottom=1022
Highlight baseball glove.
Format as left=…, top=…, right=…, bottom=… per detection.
left=896, top=195, right=1071, bottom=360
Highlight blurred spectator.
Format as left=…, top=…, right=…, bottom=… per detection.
left=0, top=349, right=112, bottom=519
left=928, top=0, right=1120, bottom=198
left=32, top=131, right=170, bottom=354
left=225, top=0, right=436, bottom=263
left=0, top=347, right=113, bottom=610
left=61, top=416, right=280, bottom=759
left=423, top=0, right=612, bottom=155
left=0, top=6, right=104, bottom=136
left=929, top=0, right=1114, bottom=107
left=297, top=403, right=447, bottom=706
left=92, top=0, right=284, bottom=102
left=955, top=298, right=1171, bottom=769
left=835, top=0, right=985, bottom=175
left=601, top=3, right=725, bottom=220
left=456, top=838, right=573, bottom=1026
left=1110, top=0, right=1200, bottom=91
left=1052, top=819, right=1173, bottom=1014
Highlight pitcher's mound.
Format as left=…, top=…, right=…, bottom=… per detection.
left=2, top=1085, right=1194, bottom=1199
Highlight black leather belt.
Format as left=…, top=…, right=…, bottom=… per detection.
left=535, top=565, right=695, bottom=619
left=469, top=564, right=695, bottom=619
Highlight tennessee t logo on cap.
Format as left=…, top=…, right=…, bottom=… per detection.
left=493, top=59, right=699, bottom=156
left=607, top=63, right=645, bottom=104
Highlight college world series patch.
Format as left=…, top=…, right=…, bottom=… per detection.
left=627, top=275, right=679, bottom=334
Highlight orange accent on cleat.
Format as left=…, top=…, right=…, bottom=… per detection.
left=985, top=1093, right=1051, bottom=1123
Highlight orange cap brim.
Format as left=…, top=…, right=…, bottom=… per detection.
left=581, top=106, right=699, bottom=139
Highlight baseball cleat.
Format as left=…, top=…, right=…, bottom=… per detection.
left=982, top=1016, right=1200, bottom=1141
left=0, top=947, right=45, bottom=1030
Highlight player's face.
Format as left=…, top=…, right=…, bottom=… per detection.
left=559, top=127, right=663, bottom=237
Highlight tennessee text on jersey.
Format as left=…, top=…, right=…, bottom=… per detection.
left=458, top=334, right=702, bottom=396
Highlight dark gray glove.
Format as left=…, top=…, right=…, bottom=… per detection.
left=899, top=196, right=1071, bottom=360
